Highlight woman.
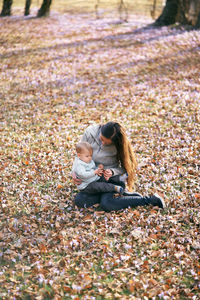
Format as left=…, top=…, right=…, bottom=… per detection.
left=73, top=122, right=165, bottom=211
left=75, top=121, right=137, bottom=191
left=74, top=191, right=165, bottom=211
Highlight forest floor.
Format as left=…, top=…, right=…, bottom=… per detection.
left=0, top=10, right=200, bottom=300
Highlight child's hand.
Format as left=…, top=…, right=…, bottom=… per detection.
left=95, top=167, right=103, bottom=176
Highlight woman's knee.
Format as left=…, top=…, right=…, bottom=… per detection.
left=100, top=193, right=114, bottom=212
left=74, top=192, right=101, bottom=208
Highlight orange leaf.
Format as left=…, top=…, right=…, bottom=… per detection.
left=39, top=244, right=47, bottom=253
left=63, top=286, right=72, bottom=293
left=128, top=280, right=135, bottom=292
left=149, top=278, right=158, bottom=286
left=57, top=184, right=63, bottom=189
left=133, top=210, right=140, bottom=217
left=149, top=234, right=158, bottom=240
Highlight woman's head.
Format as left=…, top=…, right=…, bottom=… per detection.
left=101, top=122, right=137, bottom=192
left=100, top=122, right=121, bottom=145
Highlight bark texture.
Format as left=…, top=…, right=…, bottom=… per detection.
left=0, top=0, right=13, bottom=16
left=37, top=0, right=52, bottom=17
left=155, top=0, right=200, bottom=27
left=24, top=0, right=31, bottom=16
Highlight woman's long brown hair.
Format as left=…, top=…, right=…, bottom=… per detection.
left=101, top=122, right=137, bottom=191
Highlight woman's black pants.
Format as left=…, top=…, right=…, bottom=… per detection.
left=74, top=192, right=151, bottom=212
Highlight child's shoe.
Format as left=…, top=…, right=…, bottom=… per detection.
left=114, top=186, right=124, bottom=194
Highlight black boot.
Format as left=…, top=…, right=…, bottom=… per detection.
left=149, top=194, right=166, bottom=209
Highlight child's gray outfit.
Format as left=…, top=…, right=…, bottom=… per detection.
left=72, top=156, right=124, bottom=194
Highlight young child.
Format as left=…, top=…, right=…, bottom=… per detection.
left=72, top=142, right=124, bottom=194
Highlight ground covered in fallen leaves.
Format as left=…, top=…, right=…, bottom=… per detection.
left=0, top=11, right=200, bottom=300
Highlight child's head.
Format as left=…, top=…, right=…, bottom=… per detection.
left=76, top=142, right=93, bottom=163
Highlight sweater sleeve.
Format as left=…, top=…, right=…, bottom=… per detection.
left=75, top=164, right=96, bottom=180
left=110, top=166, right=126, bottom=176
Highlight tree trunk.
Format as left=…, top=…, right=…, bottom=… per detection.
left=186, top=0, right=200, bottom=26
left=0, top=0, right=13, bottom=16
left=195, top=11, right=200, bottom=28
left=154, top=0, right=200, bottom=27
left=37, top=0, right=52, bottom=17
left=24, top=0, right=32, bottom=16
left=118, top=0, right=128, bottom=22
left=154, top=0, right=179, bottom=26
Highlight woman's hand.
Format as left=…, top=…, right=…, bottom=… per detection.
left=72, top=172, right=82, bottom=185
left=103, top=169, right=113, bottom=181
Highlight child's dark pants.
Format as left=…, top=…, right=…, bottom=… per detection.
left=81, top=175, right=125, bottom=194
